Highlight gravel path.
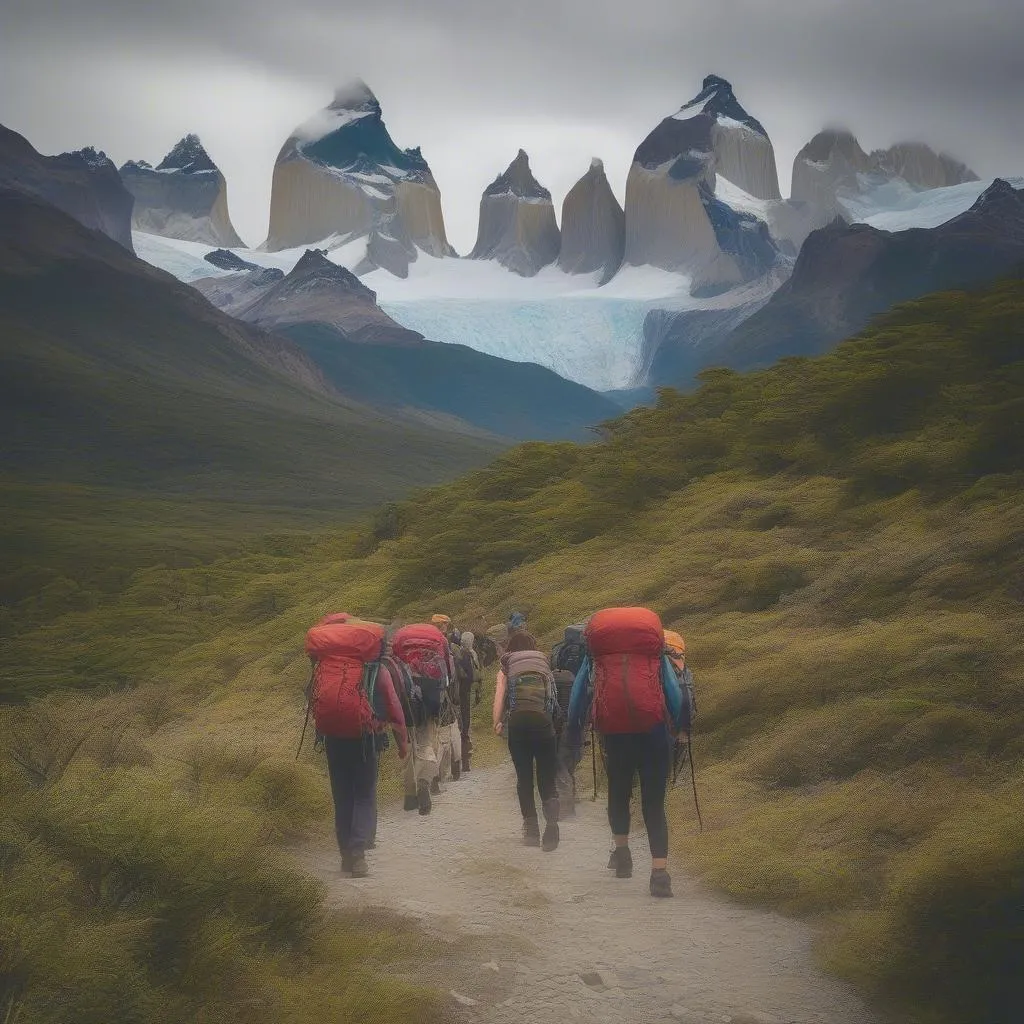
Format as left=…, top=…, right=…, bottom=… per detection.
left=302, top=763, right=878, bottom=1024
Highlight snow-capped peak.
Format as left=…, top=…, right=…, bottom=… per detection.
left=293, top=79, right=381, bottom=143
left=484, top=149, right=551, bottom=201
left=332, top=78, right=379, bottom=111
left=156, top=134, right=217, bottom=174
left=672, top=74, right=768, bottom=136
left=66, top=146, right=116, bottom=171
left=590, top=157, right=605, bottom=172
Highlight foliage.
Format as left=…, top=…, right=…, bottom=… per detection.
left=2, top=275, right=1023, bottom=1022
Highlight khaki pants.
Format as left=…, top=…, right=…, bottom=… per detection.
left=438, top=722, right=461, bottom=785
left=402, top=719, right=440, bottom=795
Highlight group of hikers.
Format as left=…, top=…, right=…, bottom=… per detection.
left=302, top=606, right=695, bottom=898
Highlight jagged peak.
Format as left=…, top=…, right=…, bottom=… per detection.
left=798, top=128, right=868, bottom=163
left=71, top=146, right=115, bottom=171
left=330, top=78, right=379, bottom=113
left=483, top=150, right=551, bottom=201
left=287, top=248, right=377, bottom=301
left=674, top=74, right=767, bottom=135
left=156, top=134, right=217, bottom=174
left=871, top=140, right=980, bottom=184
left=968, top=177, right=1024, bottom=215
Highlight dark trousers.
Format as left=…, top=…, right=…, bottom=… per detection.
left=324, top=735, right=378, bottom=854
left=554, top=731, right=577, bottom=814
left=604, top=726, right=672, bottom=858
left=458, top=697, right=472, bottom=755
left=507, top=717, right=558, bottom=823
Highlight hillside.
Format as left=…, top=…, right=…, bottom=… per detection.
left=2, top=274, right=1022, bottom=1022
left=0, top=188, right=499, bottom=502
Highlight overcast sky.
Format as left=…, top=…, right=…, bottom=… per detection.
left=2, top=0, right=1022, bottom=250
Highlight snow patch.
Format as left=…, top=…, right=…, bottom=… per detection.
left=848, top=176, right=1024, bottom=231
left=713, top=176, right=772, bottom=219
left=292, top=106, right=373, bottom=144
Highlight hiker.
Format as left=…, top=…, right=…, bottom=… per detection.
left=391, top=622, right=457, bottom=814
left=550, top=622, right=587, bottom=818
left=438, top=630, right=463, bottom=785
left=567, top=607, right=692, bottom=898
left=493, top=631, right=561, bottom=851
left=508, top=610, right=527, bottom=641
left=304, top=618, right=408, bottom=878
left=454, top=630, right=480, bottom=773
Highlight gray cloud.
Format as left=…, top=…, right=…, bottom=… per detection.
left=2, top=0, right=1021, bottom=249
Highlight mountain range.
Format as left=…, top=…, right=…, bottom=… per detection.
left=106, top=74, right=1019, bottom=396
left=2, top=74, right=1021, bottom=417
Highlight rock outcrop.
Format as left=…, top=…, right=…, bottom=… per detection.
left=194, top=248, right=423, bottom=345
left=791, top=131, right=981, bottom=222
left=204, top=248, right=265, bottom=273
left=623, top=75, right=781, bottom=292
left=870, top=142, right=979, bottom=190
left=263, top=80, right=454, bottom=276
left=0, top=124, right=134, bottom=251
left=557, top=158, right=625, bottom=283
left=790, top=129, right=874, bottom=216
left=120, top=135, right=244, bottom=247
left=469, top=150, right=561, bottom=276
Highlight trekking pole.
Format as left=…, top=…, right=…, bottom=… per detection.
left=687, top=734, right=703, bottom=833
left=591, top=723, right=597, bottom=800
left=295, top=666, right=315, bottom=760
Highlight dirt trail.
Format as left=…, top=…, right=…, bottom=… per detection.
left=303, top=763, right=878, bottom=1024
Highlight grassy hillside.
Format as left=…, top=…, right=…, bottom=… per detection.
left=0, top=188, right=502, bottom=1021
left=3, top=275, right=1022, bottom=1021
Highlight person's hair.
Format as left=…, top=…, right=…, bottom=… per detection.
left=506, top=631, right=537, bottom=653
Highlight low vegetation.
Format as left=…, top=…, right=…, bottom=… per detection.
left=2, top=276, right=1022, bottom=1022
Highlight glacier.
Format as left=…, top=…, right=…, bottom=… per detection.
left=132, top=172, right=1022, bottom=393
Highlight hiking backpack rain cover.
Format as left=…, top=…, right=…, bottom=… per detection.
left=585, top=607, right=666, bottom=734
left=391, top=623, right=451, bottom=721
left=305, top=621, right=386, bottom=738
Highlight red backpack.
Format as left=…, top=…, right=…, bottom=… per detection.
left=305, top=620, right=386, bottom=738
left=585, top=607, right=666, bottom=734
left=391, top=623, right=452, bottom=721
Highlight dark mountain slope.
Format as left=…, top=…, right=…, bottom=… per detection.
left=716, top=178, right=1024, bottom=373
left=0, top=189, right=499, bottom=506
left=194, top=250, right=621, bottom=440
left=0, top=123, right=134, bottom=250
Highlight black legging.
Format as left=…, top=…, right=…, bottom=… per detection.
left=604, top=726, right=672, bottom=858
left=507, top=716, right=558, bottom=823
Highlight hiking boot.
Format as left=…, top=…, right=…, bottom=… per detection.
left=650, top=868, right=673, bottom=898
left=417, top=780, right=432, bottom=815
left=451, top=760, right=461, bottom=781
left=610, top=846, right=633, bottom=878
left=461, top=755, right=471, bottom=774
left=404, top=794, right=419, bottom=812
left=341, top=849, right=353, bottom=873
left=541, top=798, right=560, bottom=852
left=522, top=816, right=541, bottom=847
left=430, top=777, right=441, bottom=795
left=349, top=851, right=369, bottom=879
left=542, top=822, right=560, bottom=852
